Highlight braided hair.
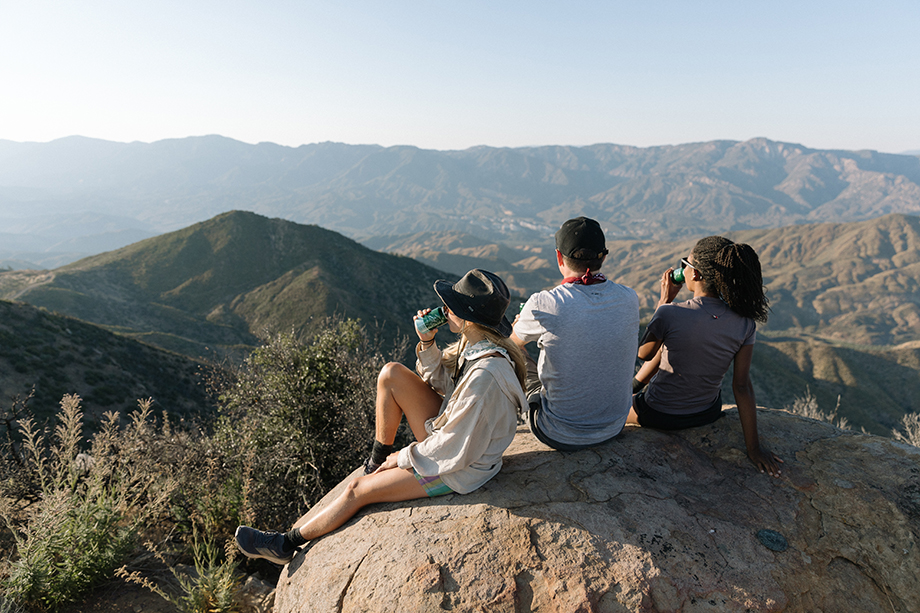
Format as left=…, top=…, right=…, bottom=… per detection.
left=691, top=236, right=770, bottom=323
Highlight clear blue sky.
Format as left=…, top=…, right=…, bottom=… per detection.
left=1, top=0, right=918, bottom=153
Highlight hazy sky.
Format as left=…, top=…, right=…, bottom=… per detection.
left=2, top=1, right=918, bottom=153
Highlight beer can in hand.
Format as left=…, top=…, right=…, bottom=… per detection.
left=669, top=267, right=685, bottom=284
left=415, top=307, right=448, bottom=335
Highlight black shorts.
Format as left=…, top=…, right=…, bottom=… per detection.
left=632, top=390, right=723, bottom=430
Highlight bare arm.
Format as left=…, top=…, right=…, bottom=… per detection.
left=637, top=268, right=681, bottom=362
left=635, top=344, right=663, bottom=383
left=637, top=332, right=662, bottom=362
left=510, top=309, right=532, bottom=350
left=732, top=343, right=783, bottom=477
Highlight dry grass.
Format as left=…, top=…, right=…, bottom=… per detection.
left=783, top=387, right=850, bottom=431
left=892, top=413, right=920, bottom=447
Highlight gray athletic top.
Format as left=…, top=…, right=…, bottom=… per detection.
left=645, top=296, right=756, bottom=415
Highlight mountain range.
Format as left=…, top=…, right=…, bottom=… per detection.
left=2, top=136, right=920, bottom=267
left=1, top=210, right=919, bottom=436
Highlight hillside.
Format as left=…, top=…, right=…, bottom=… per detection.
left=376, top=214, right=920, bottom=346
left=744, top=337, right=920, bottom=436
left=0, top=300, right=209, bottom=425
left=362, top=231, right=559, bottom=297
left=2, top=136, right=919, bottom=266
left=0, top=211, right=451, bottom=358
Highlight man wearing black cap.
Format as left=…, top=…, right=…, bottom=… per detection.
left=511, top=217, right=639, bottom=450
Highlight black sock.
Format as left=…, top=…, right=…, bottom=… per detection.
left=284, top=528, right=307, bottom=548
left=370, top=440, right=394, bottom=466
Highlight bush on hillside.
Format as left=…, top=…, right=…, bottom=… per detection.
left=0, top=392, right=250, bottom=611
left=213, top=318, right=408, bottom=531
left=0, top=396, right=174, bottom=611
left=117, top=527, right=244, bottom=613
left=0, top=317, right=408, bottom=609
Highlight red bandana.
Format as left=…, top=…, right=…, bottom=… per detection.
left=562, top=270, right=607, bottom=286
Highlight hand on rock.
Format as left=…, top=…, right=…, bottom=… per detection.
left=748, top=447, right=783, bottom=478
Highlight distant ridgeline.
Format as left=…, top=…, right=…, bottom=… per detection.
left=1, top=136, right=919, bottom=267
left=1, top=210, right=919, bottom=437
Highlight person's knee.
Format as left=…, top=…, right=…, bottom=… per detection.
left=377, top=361, right=409, bottom=387
left=343, top=476, right=366, bottom=502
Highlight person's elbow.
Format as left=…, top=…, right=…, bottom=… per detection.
left=732, top=378, right=754, bottom=398
left=636, top=341, right=659, bottom=361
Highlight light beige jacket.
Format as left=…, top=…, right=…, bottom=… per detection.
left=396, top=343, right=526, bottom=494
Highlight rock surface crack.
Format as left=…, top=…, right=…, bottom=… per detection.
left=334, top=551, right=370, bottom=613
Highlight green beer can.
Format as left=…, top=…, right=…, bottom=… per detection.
left=415, top=307, right=448, bottom=335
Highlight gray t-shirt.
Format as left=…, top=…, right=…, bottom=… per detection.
left=645, top=296, right=756, bottom=415
left=514, top=280, right=639, bottom=446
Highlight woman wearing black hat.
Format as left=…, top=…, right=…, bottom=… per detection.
left=235, top=269, right=527, bottom=565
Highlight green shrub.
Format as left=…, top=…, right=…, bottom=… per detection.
left=117, top=528, right=244, bottom=613
left=173, top=537, right=242, bottom=613
left=214, top=318, right=407, bottom=530
left=164, top=428, right=244, bottom=543
left=0, top=396, right=174, bottom=611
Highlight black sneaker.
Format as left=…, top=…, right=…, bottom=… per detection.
left=363, top=455, right=381, bottom=475
left=234, top=526, right=296, bottom=565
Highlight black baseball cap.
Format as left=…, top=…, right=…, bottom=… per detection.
left=555, top=217, right=607, bottom=260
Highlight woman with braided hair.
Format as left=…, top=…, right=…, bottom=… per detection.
left=628, top=236, right=782, bottom=477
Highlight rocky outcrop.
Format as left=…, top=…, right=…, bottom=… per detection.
left=274, top=408, right=920, bottom=612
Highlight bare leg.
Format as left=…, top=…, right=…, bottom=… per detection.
left=291, top=467, right=427, bottom=539
left=375, top=362, right=443, bottom=443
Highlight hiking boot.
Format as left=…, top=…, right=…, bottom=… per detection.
left=234, top=525, right=296, bottom=565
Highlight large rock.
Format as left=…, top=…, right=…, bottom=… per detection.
left=274, top=408, right=920, bottom=612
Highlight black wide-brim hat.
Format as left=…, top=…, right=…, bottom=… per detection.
left=434, top=269, right=513, bottom=337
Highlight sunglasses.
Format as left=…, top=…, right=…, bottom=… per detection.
left=680, top=257, right=696, bottom=270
